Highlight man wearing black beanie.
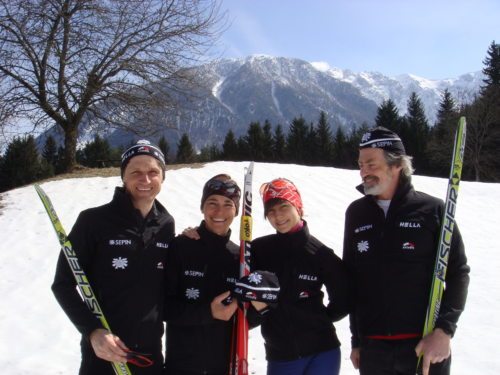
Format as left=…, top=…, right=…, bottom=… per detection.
left=52, top=139, right=174, bottom=374
left=343, top=127, right=470, bottom=375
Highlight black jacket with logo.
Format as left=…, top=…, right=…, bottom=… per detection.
left=249, top=222, right=350, bottom=361
left=342, top=179, right=470, bottom=347
left=164, top=221, right=239, bottom=374
left=52, top=187, right=175, bottom=374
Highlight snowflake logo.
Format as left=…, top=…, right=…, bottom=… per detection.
left=185, top=288, right=200, bottom=300
left=112, top=257, right=128, bottom=269
left=248, top=272, right=263, bottom=284
left=361, top=132, right=371, bottom=143
left=357, top=241, right=369, bottom=253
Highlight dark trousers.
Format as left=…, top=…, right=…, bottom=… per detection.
left=359, top=339, right=451, bottom=375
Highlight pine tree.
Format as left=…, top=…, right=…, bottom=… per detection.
left=0, top=135, right=52, bottom=192
left=176, top=133, right=195, bottom=163
left=404, top=92, right=430, bottom=173
left=237, top=136, right=250, bottom=160
left=80, top=135, right=113, bottom=168
left=463, top=41, right=500, bottom=181
left=332, top=126, right=348, bottom=168
left=222, top=130, right=239, bottom=161
left=42, top=136, right=58, bottom=169
left=262, top=120, right=274, bottom=161
left=245, top=122, right=265, bottom=161
left=286, top=116, right=308, bottom=164
left=158, top=136, right=170, bottom=164
left=198, top=144, right=220, bottom=162
left=305, top=122, right=319, bottom=165
left=316, top=111, right=334, bottom=166
left=426, top=89, right=459, bottom=177
left=375, top=99, right=402, bottom=134
left=482, top=41, right=500, bottom=89
left=273, top=124, right=286, bottom=162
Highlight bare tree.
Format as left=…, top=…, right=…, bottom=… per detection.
left=0, top=0, right=224, bottom=171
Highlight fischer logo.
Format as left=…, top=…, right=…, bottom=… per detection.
left=156, top=262, right=164, bottom=270
left=402, top=242, right=416, bottom=250
left=156, top=242, right=169, bottom=248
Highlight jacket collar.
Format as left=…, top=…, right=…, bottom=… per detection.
left=110, top=186, right=167, bottom=224
left=198, top=220, right=232, bottom=248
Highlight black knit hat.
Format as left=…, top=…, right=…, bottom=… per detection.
left=120, top=140, right=166, bottom=179
left=232, top=271, right=280, bottom=303
left=359, top=127, right=406, bottom=155
left=200, top=175, right=241, bottom=215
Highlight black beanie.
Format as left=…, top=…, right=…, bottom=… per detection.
left=232, top=271, right=280, bottom=303
left=200, top=175, right=241, bottom=215
left=121, top=140, right=166, bottom=179
left=359, top=127, right=406, bottom=155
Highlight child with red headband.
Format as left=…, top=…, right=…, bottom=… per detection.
left=248, top=178, right=350, bottom=375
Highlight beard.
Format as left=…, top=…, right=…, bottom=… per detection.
left=362, top=173, right=394, bottom=197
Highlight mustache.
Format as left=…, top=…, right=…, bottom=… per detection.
left=362, top=175, right=379, bottom=183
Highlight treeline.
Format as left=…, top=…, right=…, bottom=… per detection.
left=1, top=41, right=498, bottom=192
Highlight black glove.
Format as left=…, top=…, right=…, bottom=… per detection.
left=232, top=270, right=280, bottom=303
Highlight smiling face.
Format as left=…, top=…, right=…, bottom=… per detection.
left=266, top=200, right=301, bottom=234
left=202, top=194, right=237, bottom=236
left=122, top=155, right=163, bottom=208
left=358, top=148, right=401, bottom=200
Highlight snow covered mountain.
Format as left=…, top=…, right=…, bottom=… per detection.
left=37, top=55, right=483, bottom=151
left=312, top=61, right=483, bottom=124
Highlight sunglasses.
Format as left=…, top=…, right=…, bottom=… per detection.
left=204, top=179, right=241, bottom=197
left=259, top=178, right=297, bottom=196
left=125, top=349, right=154, bottom=367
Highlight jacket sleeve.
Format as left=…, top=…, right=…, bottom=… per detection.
left=322, top=247, right=352, bottom=323
left=435, top=223, right=470, bottom=336
left=164, top=238, right=214, bottom=326
left=51, top=211, right=103, bottom=338
left=342, top=206, right=360, bottom=348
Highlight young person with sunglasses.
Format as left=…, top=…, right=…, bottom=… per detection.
left=52, top=140, right=175, bottom=374
left=248, top=178, right=351, bottom=375
left=163, top=174, right=241, bottom=375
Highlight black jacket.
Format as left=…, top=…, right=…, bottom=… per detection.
left=343, top=179, right=470, bottom=347
left=164, top=221, right=239, bottom=374
left=52, top=187, right=175, bottom=374
left=250, top=222, right=350, bottom=361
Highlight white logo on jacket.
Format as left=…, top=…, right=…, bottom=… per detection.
left=112, top=257, right=128, bottom=269
left=185, top=288, right=200, bottom=299
left=109, top=239, right=132, bottom=246
left=357, top=240, right=369, bottom=253
left=399, top=222, right=421, bottom=228
left=355, top=224, right=373, bottom=233
left=298, top=274, right=318, bottom=281
left=185, top=270, right=204, bottom=277
left=402, top=242, right=416, bottom=250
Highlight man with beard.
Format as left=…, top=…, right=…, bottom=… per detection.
left=342, top=127, right=470, bottom=375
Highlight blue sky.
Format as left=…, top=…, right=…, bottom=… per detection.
left=217, top=0, right=499, bottom=79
